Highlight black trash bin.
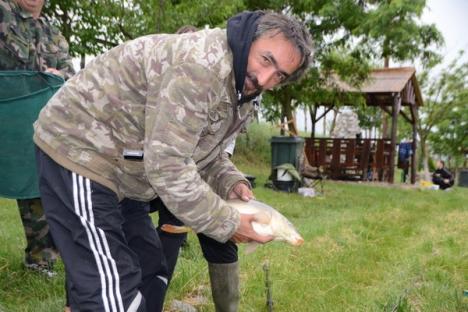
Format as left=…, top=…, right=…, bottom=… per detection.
left=458, top=169, right=468, bottom=187
left=270, top=136, right=304, bottom=192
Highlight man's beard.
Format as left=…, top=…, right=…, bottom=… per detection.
left=244, top=72, right=263, bottom=96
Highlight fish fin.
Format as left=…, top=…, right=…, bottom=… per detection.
left=160, top=224, right=191, bottom=234
left=253, top=211, right=272, bottom=225
left=245, top=242, right=260, bottom=254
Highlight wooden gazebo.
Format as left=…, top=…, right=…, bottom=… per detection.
left=304, top=67, right=423, bottom=184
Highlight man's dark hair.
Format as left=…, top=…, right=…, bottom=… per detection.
left=254, top=11, right=313, bottom=84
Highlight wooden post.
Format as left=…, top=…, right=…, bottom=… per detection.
left=331, top=139, right=341, bottom=179
left=389, top=93, right=401, bottom=183
left=410, top=104, right=418, bottom=184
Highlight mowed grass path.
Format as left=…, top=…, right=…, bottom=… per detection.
left=0, top=164, right=467, bottom=311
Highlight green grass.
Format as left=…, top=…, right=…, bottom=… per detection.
left=1, top=161, right=467, bottom=311
left=1, top=118, right=467, bottom=312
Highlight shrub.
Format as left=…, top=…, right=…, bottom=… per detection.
left=231, top=122, right=278, bottom=165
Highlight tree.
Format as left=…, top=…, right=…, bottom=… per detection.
left=43, top=0, right=444, bottom=141
left=256, top=0, right=373, bottom=135
left=416, top=54, right=468, bottom=179
left=43, top=1, right=131, bottom=57
left=43, top=0, right=245, bottom=65
left=357, top=0, right=443, bottom=67
left=355, top=105, right=381, bottom=138
left=251, top=0, right=443, bottom=137
left=428, top=91, right=468, bottom=170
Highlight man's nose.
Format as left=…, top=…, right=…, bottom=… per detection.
left=257, top=67, right=277, bottom=89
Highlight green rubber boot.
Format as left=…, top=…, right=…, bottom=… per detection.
left=208, top=262, right=240, bottom=312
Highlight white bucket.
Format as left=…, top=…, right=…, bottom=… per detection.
left=277, top=168, right=293, bottom=181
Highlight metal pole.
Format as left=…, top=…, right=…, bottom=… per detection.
left=263, top=261, right=273, bottom=312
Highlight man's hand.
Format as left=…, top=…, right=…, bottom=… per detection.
left=231, top=213, right=274, bottom=244
left=228, top=182, right=253, bottom=201
left=45, top=67, right=62, bottom=76
left=228, top=182, right=273, bottom=244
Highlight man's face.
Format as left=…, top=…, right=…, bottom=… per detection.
left=16, top=0, right=44, bottom=17
left=437, top=161, right=443, bottom=169
left=244, top=32, right=302, bottom=96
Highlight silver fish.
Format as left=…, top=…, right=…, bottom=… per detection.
left=227, top=199, right=304, bottom=246
left=160, top=199, right=304, bottom=247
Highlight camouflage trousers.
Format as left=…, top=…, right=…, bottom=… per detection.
left=17, top=198, right=59, bottom=269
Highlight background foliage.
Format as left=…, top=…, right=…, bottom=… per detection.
left=42, top=1, right=464, bottom=167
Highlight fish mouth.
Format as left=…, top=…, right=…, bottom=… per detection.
left=293, top=237, right=304, bottom=246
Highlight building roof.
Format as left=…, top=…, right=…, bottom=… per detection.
left=331, top=67, right=424, bottom=107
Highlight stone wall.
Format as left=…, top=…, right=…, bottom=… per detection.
left=331, top=110, right=361, bottom=138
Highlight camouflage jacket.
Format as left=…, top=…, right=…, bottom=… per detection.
left=34, top=29, right=256, bottom=242
left=0, top=0, right=75, bottom=79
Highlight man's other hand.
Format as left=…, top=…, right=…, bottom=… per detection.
left=228, top=182, right=253, bottom=201
left=45, top=67, right=62, bottom=76
left=231, top=213, right=274, bottom=244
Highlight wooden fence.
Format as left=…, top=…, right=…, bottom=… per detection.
left=304, top=138, right=394, bottom=182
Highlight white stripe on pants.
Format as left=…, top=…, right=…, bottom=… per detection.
left=72, top=172, right=125, bottom=312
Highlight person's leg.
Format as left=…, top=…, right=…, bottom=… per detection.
left=36, top=147, right=146, bottom=312
left=153, top=198, right=188, bottom=283
left=121, top=198, right=169, bottom=311
left=16, top=197, right=58, bottom=275
left=198, top=234, right=239, bottom=312
left=402, top=164, right=409, bottom=183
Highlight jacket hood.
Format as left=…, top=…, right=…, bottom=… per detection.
left=227, top=10, right=264, bottom=104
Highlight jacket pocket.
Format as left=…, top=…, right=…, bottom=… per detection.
left=115, top=157, right=154, bottom=199
left=38, top=41, right=60, bottom=68
left=4, top=24, right=31, bottom=64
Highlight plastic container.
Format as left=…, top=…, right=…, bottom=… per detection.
left=273, top=180, right=296, bottom=192
left=458, top=169, right=468, bottom=187
left=270, top=136, right=305, bottom=170
left=277, top=168, right=293, bottom=181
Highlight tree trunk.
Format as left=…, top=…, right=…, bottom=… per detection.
left=420, top=137, right=431, bottom=181
left=382, top=112, right=389, bottom=138
left=80, top=54, right=86, bottom=69
left=309, top=105, right=317, bottom=138
left=156, top=0, right=165, bottom=33
left=280, top=91, right=298, bottom=135
left=323, top=108, right=327, bottom=136
left=329, top=108, right=338, bottom=136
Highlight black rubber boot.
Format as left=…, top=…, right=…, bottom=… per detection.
left=208, top=262, right=240, bottom=312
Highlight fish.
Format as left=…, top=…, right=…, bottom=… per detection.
left=227, top=199, right=304, bottom=247
left=161, top=199, right=304, bottom=247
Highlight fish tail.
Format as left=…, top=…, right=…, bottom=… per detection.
left=160, top=224, right=191, bottom=234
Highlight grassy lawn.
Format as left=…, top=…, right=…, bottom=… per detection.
left=0, top=162, right=467, bottom=311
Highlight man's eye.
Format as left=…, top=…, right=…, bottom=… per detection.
left=276, top=72, right=285, bottom=82
left=262, top=56, right=270, bottom=64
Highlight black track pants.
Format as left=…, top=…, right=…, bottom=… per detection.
left=152, top=198, right=238, bottom=284
left=36, top=146, right=169, bottom=312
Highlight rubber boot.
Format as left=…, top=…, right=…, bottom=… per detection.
left=208, top=262, right=240, bottom=312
